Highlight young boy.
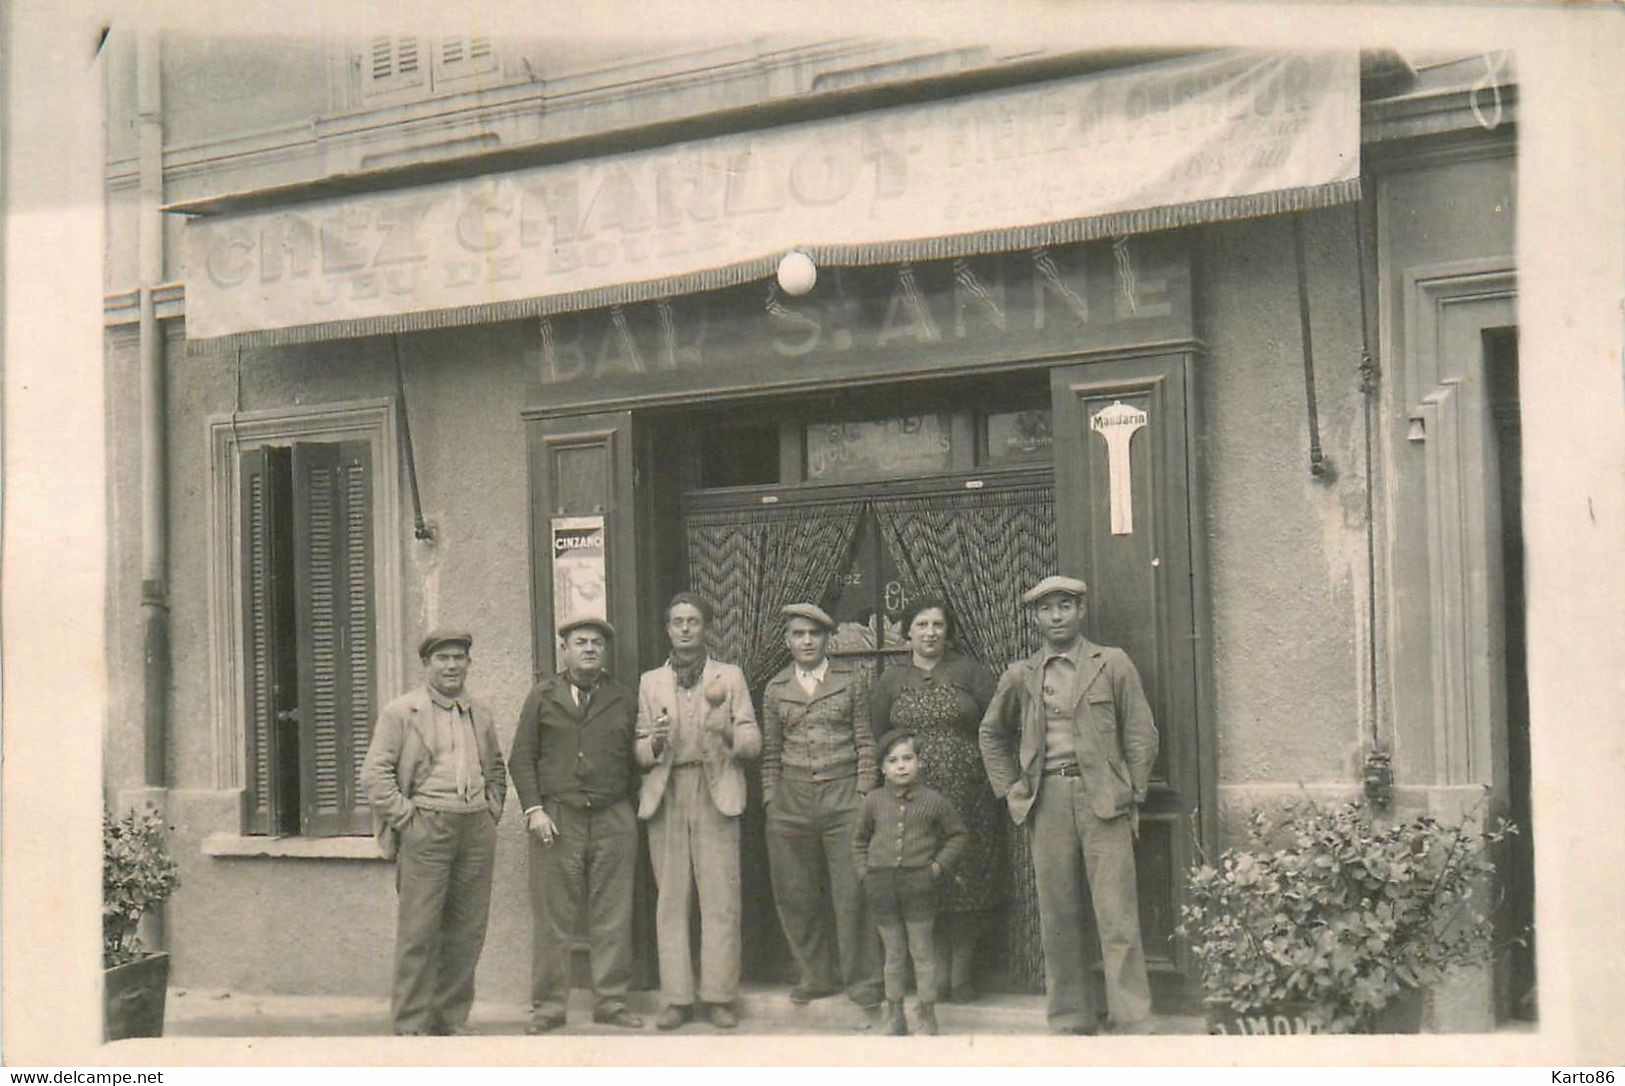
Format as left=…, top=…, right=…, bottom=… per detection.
left=852, top=729, right=969, bottom=1035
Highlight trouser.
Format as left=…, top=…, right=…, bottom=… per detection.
left=765, top=774, right=883, bottom=1006
left=528, top=798, right=636, bottom=1019
left=391, top=807, right=497, bottom=1035
left=866, top=866, right=938, bottom=1003
left=648, top=765, right=742, bottom=1006
left=1029, top=776, right=1152, bottom=1031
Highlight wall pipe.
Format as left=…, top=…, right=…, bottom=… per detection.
left=137, top=24, right=169, bottom=791
left=393, top=336, right=435, bottom=541
left=1292, top=212, right=1332, bottom=480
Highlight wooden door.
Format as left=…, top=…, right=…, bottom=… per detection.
left=1051, top=353, right=1208, bottom=1003
left=526, top=410, right=641, bottom=684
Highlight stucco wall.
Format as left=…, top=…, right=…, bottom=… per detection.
left=1196, top=207, right=1373, bottom=827
left=103, top=329, right=149, bottom=794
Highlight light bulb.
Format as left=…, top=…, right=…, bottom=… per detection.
left=776, top=250, right=817, bottom=296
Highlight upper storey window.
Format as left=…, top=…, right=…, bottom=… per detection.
left=356, top=34, right=504, bottom=106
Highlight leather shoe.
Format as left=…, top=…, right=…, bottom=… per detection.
left=592, top=1007, right=644, bottom=1029
left=706, top=1003, right=738, bottom=1029
left=525, top=1015, right=565, bottom=1035
left=656, top=1005, right=691, bottom=1031
left=788, top=982, right=838, bottom=1005
left=429, top=1022, right=476, bottom=1036
left=1050, top=1022, right=1098, bottom=1036
left=852, top=1003, right=886, bottom=1032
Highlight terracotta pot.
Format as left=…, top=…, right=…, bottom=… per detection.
left=1206, top=987, right=1426, bottom=1036
left=1206, top=1000, right=1325, bottom=1035
left=104, top=952, right=169, bottom=1040
left=1360, top=986, right=1424, bottom=1034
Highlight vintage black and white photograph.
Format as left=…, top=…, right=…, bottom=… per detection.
left=3, top=0, right=1622, bottom=1069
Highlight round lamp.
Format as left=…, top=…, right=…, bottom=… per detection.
left=776, top=250, right=817, bottom=296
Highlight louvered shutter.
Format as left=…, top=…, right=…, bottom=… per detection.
left=363, top=35, right=426, bottom=98
left=432, top=35, right=497, bottom=85
left=291, top=441, right=376, bottom=836
left=239, top=447, right=280, bottom=834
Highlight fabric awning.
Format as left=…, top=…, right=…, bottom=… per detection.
left=181, top=49, right=1359, bottom=352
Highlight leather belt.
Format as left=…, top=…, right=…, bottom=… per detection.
left=1043, top=763, right=1082, bottom=778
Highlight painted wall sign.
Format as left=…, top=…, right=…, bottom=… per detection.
left=550, top=515, right=606, bottom=625
left=1091, top=400, right=1149, bottom=535
left=182, top=51, right=1358, bottom=349
left=526, top=234, right=1192, bottom=409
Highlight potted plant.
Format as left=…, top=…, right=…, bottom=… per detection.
left=103, top=806, right=180, bottom=1040
left=1177, top=797, right=1518, bottom=1034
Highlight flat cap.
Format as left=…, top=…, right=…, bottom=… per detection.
left=418, top=626, right=473, bottom=659
left=1022, top=575, right=1088, bottom=605
left=780, top=602, right=836, bottom=631
left=557, top=612, right=616, bottom=640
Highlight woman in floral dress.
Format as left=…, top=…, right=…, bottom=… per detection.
left=869, top=596, right=1003, bottom=1002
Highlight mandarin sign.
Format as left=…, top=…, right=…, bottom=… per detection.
left=182, top=51, right=1357, bottom=348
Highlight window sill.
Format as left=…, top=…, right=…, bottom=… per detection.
left=201, top=833, right=387, bottom=861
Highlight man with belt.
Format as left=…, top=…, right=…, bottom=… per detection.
left=761, top=602, right=885, bottom=1029
left=979, top=576, right=1160, bottom=1035
left=510, top=613, right=643, bottom=1033
left=635, top=592, right=761, bottom=1030
left=362, top=626, right=508, bottom=1036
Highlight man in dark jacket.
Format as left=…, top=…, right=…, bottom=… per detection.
left=510, top=613, right=643, bottom=1033
left=979, top=575, right=1159, bottom=1035
left=361, top=626, right=507, bottom=1036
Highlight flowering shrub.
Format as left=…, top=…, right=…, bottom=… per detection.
left=103, top=807, right=179, bottom=968
left=1177, top=798, right=1518, bottom=1033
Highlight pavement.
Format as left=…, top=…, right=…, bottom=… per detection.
left=166, top=984, right=1208, bottom=1038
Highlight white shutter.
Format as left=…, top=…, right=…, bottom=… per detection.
left=361, top=35, right=426, bottom=98
left=432, top=35, right=498, bottom=87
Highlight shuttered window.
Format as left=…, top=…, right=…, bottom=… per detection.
left=363, top=35, right=426, bottom=98
left=239, top=441, right=376, bottom=837
left=433, top=36, right=497, bottom=84
left=359, top=35, right=501, bottom=103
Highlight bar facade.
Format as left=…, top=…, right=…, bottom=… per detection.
left=101, top=36, right=1525, bottom=1026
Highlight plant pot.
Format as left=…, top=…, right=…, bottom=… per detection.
left=1359, top=986, right=1424, bottom=1034
left=104, top=952, right=169, bottom=1040
left=1205, top=1000, right=1325, bottom=1035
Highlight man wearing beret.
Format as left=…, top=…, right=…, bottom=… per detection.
left=979, top=576, right=1160, bottom=1034
left=509, top=613, right=643, bottom=1033
left=761, top=602, right=885, bottom=1027
left=362, top=627, right=508, bottom=1036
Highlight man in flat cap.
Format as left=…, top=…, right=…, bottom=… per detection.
left=761, top=602, right=885, bottom=1027
left=510, top=613, right=644, bottom=1033
left=635, top=591, right=761, bottom=1030
left=979, top=576, right=1159, bottom=1034
left=362, top=627, right=508, bottom=1036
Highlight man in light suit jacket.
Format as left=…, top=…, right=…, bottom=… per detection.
left=635, top=592, right=761, bottom=1030
left=361, top=626, right=507, bottom=1036
left=979, top=576, right=1159, bottom=1035
left=761, top=602, right=885, bottom=1028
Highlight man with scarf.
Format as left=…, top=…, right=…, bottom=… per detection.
left=634, top=592, right=761, bottom=1030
